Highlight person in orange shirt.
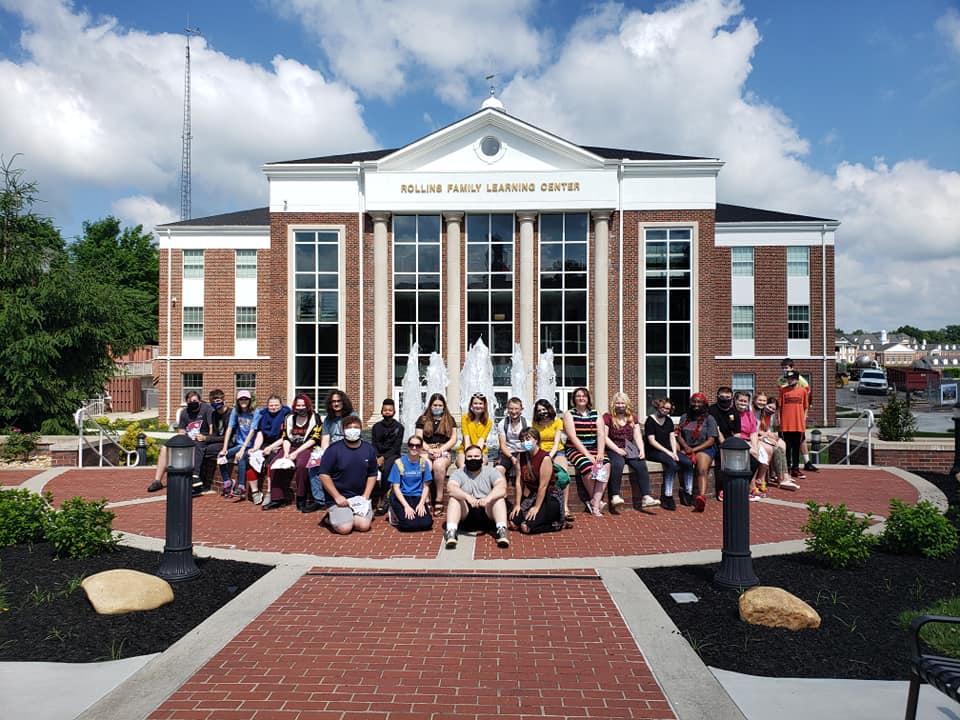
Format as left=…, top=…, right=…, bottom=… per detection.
left=778, top=370, right=810, bottom=482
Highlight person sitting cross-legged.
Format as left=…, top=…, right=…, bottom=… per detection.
left=444, top=445, right=510, bottom=549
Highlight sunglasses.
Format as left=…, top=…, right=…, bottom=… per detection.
left=408, top=443, right=423, bottom=448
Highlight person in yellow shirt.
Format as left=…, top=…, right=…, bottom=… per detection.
left=457, top=392, right=493, bottom=468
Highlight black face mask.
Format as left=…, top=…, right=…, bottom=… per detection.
left=465, top=458, right=483, bottom=472
left=717, top=398, right=733, bottom=410
left=296, top=408, right=310, bottom=417
left=187, top=401, right=200, bottom=413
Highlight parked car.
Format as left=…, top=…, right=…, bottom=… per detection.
left=857, top=368, right=889, bottom=395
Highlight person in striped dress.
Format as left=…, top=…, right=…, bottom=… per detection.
left=562, top=387, right=610, bottom=517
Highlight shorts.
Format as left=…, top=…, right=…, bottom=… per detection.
left=327, top=504, right=374, bottom=526
left=459, top=504, right=495, bottom=532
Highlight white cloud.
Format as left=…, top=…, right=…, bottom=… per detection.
left=936, top=7, right=960, bottom=55
left=0, top=0, right=375, bottom=228
left=273, top=0, right=547, bottom=103
left=112, top=195, right=177, bottom=236
left=495, top=0, right=958, bottom=331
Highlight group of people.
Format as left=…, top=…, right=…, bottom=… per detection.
left=146, top=357, right=817, bottom=543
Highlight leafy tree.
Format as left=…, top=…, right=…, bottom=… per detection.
left=894, top=325, right=926, bottom=342
left=70, top=217, right=158, bottom=344
left=0, top=156, right=155, bottom=432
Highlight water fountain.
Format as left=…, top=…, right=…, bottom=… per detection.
left=460, top=338, right=499, bottom=446
left=399, top=344, right=424, bottom=442
left=537, top=349, right=559, bottom=410
left=424, top=352, right=449, bottom=404
left=510, top=343, right=530, bottom=422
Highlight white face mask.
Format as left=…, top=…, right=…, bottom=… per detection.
left=344, top=428, right=362, bottom=442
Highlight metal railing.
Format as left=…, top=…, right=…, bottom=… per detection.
left=817, top=409, right=875, bottom=466
left=74, top=401, right=139, bottom=468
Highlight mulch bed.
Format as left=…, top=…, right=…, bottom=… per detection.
left=637, top=471, right=960, bottom=680
left=0, top=544, right=271, bottom=662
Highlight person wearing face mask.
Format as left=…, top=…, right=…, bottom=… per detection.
left=532, top=398, right=573, bottom=521
left=755, top=395, right=793, bottom=489
left=146, top=389, right=214, bottom=493
left=316, top=415, right=378, bottom=534
left=195, top=389, right=231, bottom=493
left=263, top=393, right=322, bottom=511
left=444, top=445, right=509, bottom=548
left=247, top=394, right=292, bottom=505
left=508, top=427, right=565, bottom=534
left=643, top=398, right=691, bottom=511
left=732, top=390, right=766, bottom=501
left=603, top=393, right=660, bottom=512
left=217, top=390, right=257, bottom=499
left=708, top=386, right=740, bottom=501
left=415, top=393, right=459, bottom=515
left=676, top=392, right=719, bottom=512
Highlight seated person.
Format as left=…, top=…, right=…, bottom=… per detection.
left=199, top=389, right=230, bottom=491
left=146, top=390, right=214, bottom=494
left=386, top=436, right=433, bottom=532
left=508, top=427, right=564, bottom=534
left=217, top=390, right=257, bottom=498
left=457, top=392, right=493, bottom=467
left=494, top=396, right=527, bottom=482
left=444, top=445, right=510, bottom=549
left=316, top=415, right=378, bottom=534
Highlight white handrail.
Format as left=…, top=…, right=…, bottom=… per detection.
left=74, top=402, right=139, bottom=468
left=819, top=409, right=874, bottom=466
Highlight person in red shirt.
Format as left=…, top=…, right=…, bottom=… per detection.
left=778, top=371, right=810, bottom=481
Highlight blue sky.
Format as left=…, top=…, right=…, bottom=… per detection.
left=1, top=0, right=958, bottom=332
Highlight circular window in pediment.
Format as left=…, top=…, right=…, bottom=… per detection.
left=475, top=135, right=505, bottom=163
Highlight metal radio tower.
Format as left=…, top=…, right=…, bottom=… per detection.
left=179, top=25, right=201, bottom=221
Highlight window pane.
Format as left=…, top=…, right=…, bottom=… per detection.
left=563, top=358, right=587, bottom=387
left=490, top=214, right=513, bottom=243
left=565, top=292, right=587, bottom=321
left=647, top=324, right=667, bottom=353
left=316, top=244, right=337, bottom=273
left=540, top=324, right=563, bottom=353
left=418, top=293, right=440, bottom=322
left=565, top=243, right=587, bottom=271
left=647, top=291, right=667, bottom=321
left=468, top=292, right=489, bottom=321
left=419, top=274, right=440, bottom=290
left=418, top=324, right=440, bottom=354
left=395, top=324, right=414, bottom=354
left=646, top=242, right=667, bottom=271
left=492, top=325, right=513, bottom=354
left=540, top=214, right=563, bottom=243
left=491, top=291, right=511, bottom=321
left=418, top=244, right=440, bottom=272
left=296, top=324, right=315, bottom=354
left=565, top=325, right=587, bottom=354
left=540, top=272, right=562, bottom=289
left=566, top=272, right=587, bottom=289
left=540, top=243, right=563, bottom=270
left=566, top=213, right=588, bottom=240
left=418, top=215, right=440, bottom=241
left=317, top=324, right=337, bottom=349
left=669, top=356, right=691, bottom=386
left=394, top=215, right=416, bottom=243
left=466, top=214, right=488, bottom=242
left=669, top=324, right=691, bottom=354
left=395, top=292, right=416, bottom=322
left=669, top=291, right=691, bottom=321
left=295, top=244, right=315, bottom=272
left=318, top=292, right=338, bottom=321
left=490, top=244, right=512, bottom=272
left=669, top=242, right=690, bottom=270
left=394, top=245, right=416, bottom=273
left=646, top=357, right=667, bottom=386
left=468, top=246, right=488, bottom=272
left=317, top=357, right=338, bottom=386
left=296, top=356, right=315, bottom=387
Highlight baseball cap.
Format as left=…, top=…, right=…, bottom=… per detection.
left=236, top=390, right=252, bottom=399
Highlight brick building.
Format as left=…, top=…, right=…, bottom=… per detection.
left=156, top=103, right=838, bottom=425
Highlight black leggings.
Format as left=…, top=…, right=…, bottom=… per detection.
left=783, top=431, right=803, bottom=472
left=607, top=453, right=651, bottom=502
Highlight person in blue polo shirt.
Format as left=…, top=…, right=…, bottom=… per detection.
left=386, top=435, right=433, bottom=532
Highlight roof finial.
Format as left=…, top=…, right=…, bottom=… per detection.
left=481, top=73, right=505, bottom=111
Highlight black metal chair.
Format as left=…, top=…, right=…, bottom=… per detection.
left=905, top=614, right=960, bottom=720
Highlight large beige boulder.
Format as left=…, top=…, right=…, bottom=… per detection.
left=82, top=569, right=174, bottom=615
left=739, top=586, right=821, bottom=630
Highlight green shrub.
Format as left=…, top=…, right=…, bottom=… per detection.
left=876, top=395, right=918, bottom=441
left=0, top=488, right=53, bottom=546
left=899, top=597, right=960, bottom=657
left=801, top=500, right=876, bottom=568
left=0, top=428, right=40, bottom=462
left=118, top=423, right=159, bottom=465
left=44, top=497, right=120, bottom=559
left=881, top=499, right=959, bottom=559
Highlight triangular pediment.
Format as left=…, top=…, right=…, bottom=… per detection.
left=376, top=108, right=606, bottom=173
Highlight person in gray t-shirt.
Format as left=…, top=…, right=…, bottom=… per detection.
left=444, top=445, right=509, bottom=549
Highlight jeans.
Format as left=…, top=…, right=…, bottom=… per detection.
left=607, top=452, right=652, bottom=503
left=308, top=467, right=327, bottom=506
left=646, top=448, right=694, bottom=496
left=218, top=445, right=249, bottom=489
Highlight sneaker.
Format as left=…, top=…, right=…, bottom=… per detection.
left=779, top=478, right=800, bottom=491
left=221, top=479, right=233, bottom=497
left=693, top=494, right=706, bottom=513
left=444, top=529, right=458, bottom=549
left=231, top=486, right=245, bottom=499
left=641, top=495, right=661, bottom=508
left=758, top=479, right=767, bottom=494
left=748, top=492, right=761, bottom=502
left=661, top=495, right=677, bottom=511
left=252, top=491, right=264, bottom=505
left=496, top=527, right=510, bottom=548
left=147, top=480, right=164, bottom=492
left=804, top=461, right=819, bottom=472
left=790, top=469, right=807, bottom=480
left=610, top=495, right=625, bottom=507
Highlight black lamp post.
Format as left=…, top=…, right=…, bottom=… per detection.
left=157, top=434, right=201, bottom=582
left=950, top=399, right=960, bottom=478
left=713, top=437, right=759, bottom=590
left=810, top=429, right=822, bottom=465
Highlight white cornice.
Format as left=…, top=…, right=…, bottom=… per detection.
left=262, top=164, right=360, bottom=180
left=619, top=160, right=724, bottom=177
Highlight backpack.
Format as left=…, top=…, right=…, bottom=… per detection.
left=393, top=456, right=427, bottom=477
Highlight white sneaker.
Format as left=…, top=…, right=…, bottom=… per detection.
left=611, top=495, right=625, bottom=507
left=641, top=495, right=661, bottom=508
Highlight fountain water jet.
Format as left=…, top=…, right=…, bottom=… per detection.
left=460, top=338, right=499, bottom=446
left=510, top=343, right=530, bottom=422
left=399, top=344, right=424, bottom=442
left=424, top=352, right=449, bottom=402
left=537, top=349, right=559, bottom=410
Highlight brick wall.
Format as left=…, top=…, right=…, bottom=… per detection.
left=829, top=441, right=957, bottom=474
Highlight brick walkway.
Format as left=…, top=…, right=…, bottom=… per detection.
left=150, top=570, right=675, bottom=720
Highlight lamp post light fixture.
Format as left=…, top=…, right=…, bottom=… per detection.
left=713, top=437, right=759, bottom=590
left=157, top=433, right=201, bottom=582
left=810, top=429, right=822, bottom=465
left=950, top=399, right=960, bottom=478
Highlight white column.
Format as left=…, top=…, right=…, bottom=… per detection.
left=370, top=211, right=391, bottom=421
left=592, top=210, right=611, bottom=407
left=517, top=211, right=537, bottom=409
left=443, top=212, right=464, bottom=410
